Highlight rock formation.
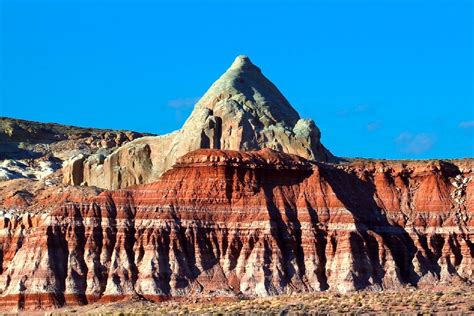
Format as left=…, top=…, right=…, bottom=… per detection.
left=0, top=117, right=151, bottom=183
left=71, top=55, right=335, bottom=189
left=0, top=148, right=472, bottom=311
left=0, top=55, right=472, bottom=312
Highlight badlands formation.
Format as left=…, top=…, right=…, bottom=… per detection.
left=0, top=56, right=472, bottom=311
left=63, top=55, right=335, bottom=189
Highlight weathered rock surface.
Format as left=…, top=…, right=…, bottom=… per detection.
left=1, top=56, right=472, bottom=312
left=81, top=56, right=335, bottom=189
left=0, top=117, right=152, bottom=182
left=0, top=149, right=472, bottom=311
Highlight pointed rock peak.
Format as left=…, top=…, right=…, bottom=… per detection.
left=196, top=55, right=300, bottom=127
left=229, top=55, right=260, bottom=72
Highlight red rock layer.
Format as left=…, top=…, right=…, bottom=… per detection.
left=0, top=149, right=472, bottom=311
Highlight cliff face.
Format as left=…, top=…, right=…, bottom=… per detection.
left=0, top=149, right=472, bottom=311
left=69, top=56, right=335, bottom=190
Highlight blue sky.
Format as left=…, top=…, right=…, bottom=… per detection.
left=1, top=0, right=473, bottom=159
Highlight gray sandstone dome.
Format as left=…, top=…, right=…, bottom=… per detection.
left=66, top=55, right=336, bottom=189
left=196, top=55, right=300, bottom=128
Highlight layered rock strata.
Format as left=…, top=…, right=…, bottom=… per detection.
left=0, top=149, right=472, bottom=311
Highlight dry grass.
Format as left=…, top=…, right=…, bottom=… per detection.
left=48, top=285, right=473, bottom=315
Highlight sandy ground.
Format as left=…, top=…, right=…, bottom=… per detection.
left=5, top=284, right=471, bottom=315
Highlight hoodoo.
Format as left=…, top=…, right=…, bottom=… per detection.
left=63, top=55, right=335, bottom=189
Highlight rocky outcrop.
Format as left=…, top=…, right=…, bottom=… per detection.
left=78, top=56, right=335, bottom=189
left=0, top=149, right=472, bottom=311
left=0, top=117, right=151, bottom=182
left=62, top=154, right=87, bottom=186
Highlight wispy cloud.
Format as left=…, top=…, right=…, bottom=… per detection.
left=337, top=104, right=372, bottom=117
left=366, top=121, right=382, bottom=132
left=395, top=132, right=436, bottom=154
left=167, top=97, right=200, bottom=108
left=459, top=121, right=474, bottom=129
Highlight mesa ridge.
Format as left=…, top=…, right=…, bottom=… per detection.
left=0, top=56, right=472, bottom=311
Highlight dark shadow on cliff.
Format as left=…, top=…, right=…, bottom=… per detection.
left=260, top=168, right=314, bottom=292
left=46, top=222, right=69, bottom=307
left=0, top=143, right=44, bottom=160
left=318, top=164, right=418, bottom=288
left=305, top=202, right=330, bottom=290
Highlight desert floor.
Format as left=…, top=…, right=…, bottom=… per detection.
left=11, top=284, right=467, bottom=315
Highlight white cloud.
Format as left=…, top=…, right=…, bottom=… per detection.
left=395, top=132, right=435, bottom=154
left=459, top=121, right=474, bottom=129
left=167, top=97, right=200, bottom=108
